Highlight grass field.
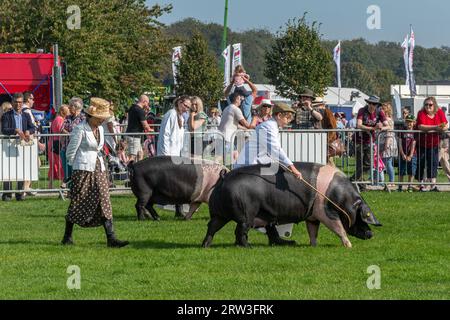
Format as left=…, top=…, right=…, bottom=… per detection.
left=0, top=192, right=449, bottom=300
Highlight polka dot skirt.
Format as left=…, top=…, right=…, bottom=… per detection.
left=66, top=157, right=113, bottom=228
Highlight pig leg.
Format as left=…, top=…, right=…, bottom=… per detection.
left=234, top=222, right=251, bottom=247
left=183, top=202, right=201, bottom=220
left=318, top=216, right=352, bottom=248
left=144, top=201, right=161, bottom=221
left=306, top=220, right=320, bottom=247
left=266, top=223, right=296, bottom=246
left=174, top=204, right=186, bottom=219
left=202, top=217, right=230, bottom=248
left=135, top=196, right=154, bottom=221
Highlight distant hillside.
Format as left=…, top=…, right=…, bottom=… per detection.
left=163, top=18, right=275, bottom=84
left=162, top=18, right=450, bottom=101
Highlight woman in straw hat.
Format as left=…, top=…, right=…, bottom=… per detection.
left=61, top=97, right=128, bottom=248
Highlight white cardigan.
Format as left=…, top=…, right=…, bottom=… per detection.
left=66, top=121, right=106, bottom=172
left=157, top=109, right=185, bottom=156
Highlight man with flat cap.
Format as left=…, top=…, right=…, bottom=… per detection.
left=292, top=88, right=323, bottom=130
left=235, top=102, right=302, bottom=179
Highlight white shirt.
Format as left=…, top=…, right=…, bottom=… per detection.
left=235, top=118, right=293, bottom=168
left=218, top=104, right=244, bottom=142
left=22, top=104, right=37, bottom=128
left=102, top=115, right=117, bottom=151
left=157, top=109, right=185, bottom=156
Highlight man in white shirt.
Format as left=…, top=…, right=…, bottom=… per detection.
left=218, top=91, right=254, bottom=160
left=235, top=102, right=302, bottom=179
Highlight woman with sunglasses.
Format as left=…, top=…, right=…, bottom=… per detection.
left=415, top=97, right=448, bottom=192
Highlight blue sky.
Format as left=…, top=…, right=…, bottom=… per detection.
left=148, top=0, right=449, bottom=48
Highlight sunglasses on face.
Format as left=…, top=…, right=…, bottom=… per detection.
left=425, top=103, right=434, bottom=107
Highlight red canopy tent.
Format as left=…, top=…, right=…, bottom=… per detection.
left=0, top=53, right=54, bottom=112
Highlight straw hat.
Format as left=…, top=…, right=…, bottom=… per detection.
left=84, top=97, right=111, bottom=119
left=312, top=96, right=326, bottom=106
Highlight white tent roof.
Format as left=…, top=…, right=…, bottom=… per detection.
left=239, top=85, right=369, bottom=107
left=324, top=87, right=370, bottom=107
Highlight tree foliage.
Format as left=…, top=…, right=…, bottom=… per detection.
left=164, top=18, right=275, bottom=84
left=175, top=33, right=223, bottom=109
left=264, top=15, right=334, bottom=99
left=0, top=0, right=173, bottom=111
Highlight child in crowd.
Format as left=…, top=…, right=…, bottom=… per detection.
left=117, top=139, right=129, bottom=167
left=232, top=65, right=249, bottom=88
left=398, top=115, right=417, bottom=192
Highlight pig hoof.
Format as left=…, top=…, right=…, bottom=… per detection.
left=235, top=242, right=251, bottom=248
left=137, top=214, right=146, bottom=221
left=343, top=240, right=352, bottom=248
left=150, top=213, right=161, bottom=221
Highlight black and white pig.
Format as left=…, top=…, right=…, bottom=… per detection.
left=202, top=162, right=382, bottom=248
left=128, top=156, right=228, bottom=221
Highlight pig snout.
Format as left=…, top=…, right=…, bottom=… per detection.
left=365, top=230, right=373, bottom=239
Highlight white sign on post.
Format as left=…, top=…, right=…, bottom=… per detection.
left=0, top=138, right=39, bottom=181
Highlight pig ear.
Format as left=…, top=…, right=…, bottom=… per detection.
left=361, top=210, right=382, bottom=226
left=352, top=199, right=362, bottom=208
left=219, top=169, right=228, bottom=179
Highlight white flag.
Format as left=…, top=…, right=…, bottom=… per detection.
left=231, top=43, right=242, bottom=73
left=172, top=46, right=182, bottom=85
left=222, top=45, right=231, bottom=88
left=333, top=41, right=341, bottom=88
left=393, top=88, right=402, bottom=120
left=401, top=35, right=410, bottom=88
left=408, top=26, right=417, bottom=96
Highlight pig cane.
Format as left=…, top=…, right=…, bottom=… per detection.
left=276, top=162, right=353, bottom=229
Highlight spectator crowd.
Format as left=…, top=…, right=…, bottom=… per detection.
left=2, top=65, right=450, bottom=200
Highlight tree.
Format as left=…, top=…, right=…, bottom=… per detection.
left=373, top=69, right=402, bottom=102
left=0, top=0, right=173, bottom=112
left=264, top=15, right=333, bottom=99
left=175, top=33, right=223, bottom=108
left=341, top=62, right=377, bottom=95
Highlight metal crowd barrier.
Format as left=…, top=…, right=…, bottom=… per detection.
left=2, top=128, right=450, bottom=198
left=0, top=130, right=226, bottom=197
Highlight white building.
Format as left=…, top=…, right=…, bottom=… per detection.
left=391, top=82, right=450, bottom=117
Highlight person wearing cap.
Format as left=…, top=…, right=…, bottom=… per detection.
left=398, top=114, right=417, bottom=192
left=62, top=98, right=128, bottom=248
left=292, top=88, right=323, bottom=130
left=250, top=98, right=273, bottom=127
left=350, top=95, right=389, bottom=190
left=235, top=102, right=302, bottom=179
